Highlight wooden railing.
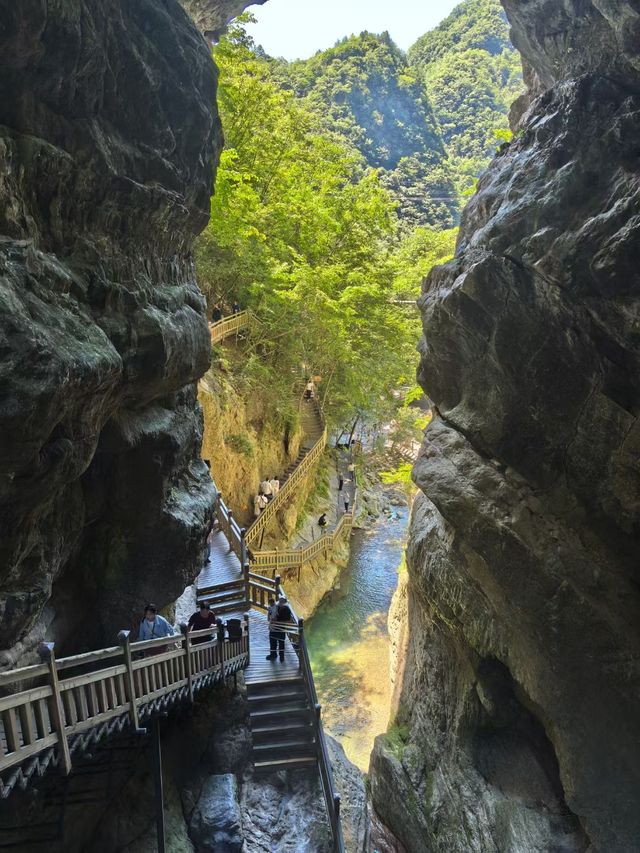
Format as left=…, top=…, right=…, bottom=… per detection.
left=245, top=398, right=327, bottom=547
left=297, top=623, right=345, bottom=852
left=250, top=486, right=357, bottom=571
left=213, top=491, right=246, bottom=566
left=209, top=310, right=250, bottom=344
left=0, top=620, right=249, bottom=798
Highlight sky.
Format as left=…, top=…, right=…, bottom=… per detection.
left=244, top=0, right=461, bottom=61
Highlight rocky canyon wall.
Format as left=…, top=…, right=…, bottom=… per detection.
left=0, top=0, right=228, bottom=663
left=371, top=3, right=640, bottom=852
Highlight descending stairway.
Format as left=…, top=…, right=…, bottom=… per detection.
left=247, top=676, right=317, bottom=774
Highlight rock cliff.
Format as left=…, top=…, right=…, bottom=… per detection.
left=0, top=0, right=224, bottom=661
left=370, top=2, right=640, bottom=852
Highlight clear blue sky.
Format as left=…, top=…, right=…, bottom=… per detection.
left=244, top=0, right=461, bottom=60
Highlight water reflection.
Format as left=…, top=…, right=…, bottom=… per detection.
left=306, top=506, right=408, bottom=770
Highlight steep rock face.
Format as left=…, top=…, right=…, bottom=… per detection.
left=181, top=0, right=267, bottom=37
left=0, top=0, right=222, bottom=659
left=371, top=3, right=640, bottom=852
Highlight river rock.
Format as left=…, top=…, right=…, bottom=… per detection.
left=327, top=737, right=368, bottom=852
left=369, top=2, right=640, bottom=852
left=240, top=770, right=332, bottom=852
left=190, top=774, right=243, bottom=853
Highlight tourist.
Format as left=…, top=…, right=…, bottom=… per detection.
left=304, top=378, right=315, bottom=400
left=269, top=475, right=280, bottom=497
left=344, top=497, right=350, bottom=513
left=267, top=596, right=278, bottom=657
left=254, top=493, right=268, bottom=518
left=267, top=596, right=278, bottom=625
left=338, top=474, right=344, bottom=491
left=138, top=604, right=175, bottom=641
left=347, top=462, right=355, bottom=481
left=232, top=301, right=240, bottom=314
left=318, top=512, right=328, bottom=529
left=212, top=304, right=223, bottom=323
left=260, top=478, right=273, bottom=500
left=266, top=596, right=293, bottom=662
left=188, top=601, right=217, bottom=643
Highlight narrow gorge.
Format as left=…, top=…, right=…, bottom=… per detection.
left=0, top=1, right=638, bottom=852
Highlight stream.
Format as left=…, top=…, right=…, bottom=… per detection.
left=305, top=504, right=409, bottom=771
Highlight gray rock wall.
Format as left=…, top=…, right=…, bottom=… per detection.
left=0, top=0, right=223, bottom=661
left=370, top=3, right=640, bottom=851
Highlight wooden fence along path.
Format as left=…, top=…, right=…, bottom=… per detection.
left=195, top=358, right=348, bottom=851
left=209, top=310, right=250, bottom=344
left=0, top=624, right=249, bottom=800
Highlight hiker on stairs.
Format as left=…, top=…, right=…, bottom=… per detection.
left=266, top=596, right=293, bottom=662
left=254, top=493, right=268, bottom=518
left=260, top=478, right=273, bottom=501
left=269, top=475, right=280, bottom=497
left=304, top=378, right=315, bottom=400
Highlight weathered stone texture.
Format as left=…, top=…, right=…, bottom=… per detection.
left=371, top=2, right=640, bottom=851
left=0, top=0, right=221, bottom=660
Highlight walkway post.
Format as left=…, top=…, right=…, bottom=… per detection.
left=151, top=716, right=166, bottom=853
left=118, top=630, right=140, bottom=730
left=38, top=642, right=72, bottom=776
left=297, top=618, right=304, bottom=672
left=180, top=625, right=194, bottom=704
left=244, top=613, right=251, bottom=666
left=220, top=625, right=227, bottom=682
left=227, top=510, right=234, bottom=553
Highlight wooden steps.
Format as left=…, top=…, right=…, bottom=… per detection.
left=246, top=677, right=317, bottom=773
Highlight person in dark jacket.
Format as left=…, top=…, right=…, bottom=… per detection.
left=266, top=596, right=293, bottom=661
left=188, top=602, right=217, bottom=643
left=212, top=304, right=223, bottom=322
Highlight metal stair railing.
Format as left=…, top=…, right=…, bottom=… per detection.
left=0, top=621, right=250, bottom=799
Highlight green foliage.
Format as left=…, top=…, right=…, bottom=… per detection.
left=197, top=5, right=522, bottom=431
left=224, top=432, right=255, bottom=458
left=272, top=31, right=459, bottom=229
left=198, top=18, right=428, bottom=430
left=409, top=0, right=523, bottom=199
left=408, top=0, right=512, bottom=67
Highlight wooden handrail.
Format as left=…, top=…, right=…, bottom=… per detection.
left=250, top=486, right=358, bottom=571
left=297, top=624, right=345, bottom=852
left=245, top=399, right=327, bottom=547
left=209, top=310, right=250, bottom=344
left=0, top=621, right=250, bottom=796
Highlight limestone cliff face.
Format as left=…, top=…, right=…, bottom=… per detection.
left=0, top=0, right=224, bottom=661
left=180, top=0, right=267, bottom=37
left=370, top=3, right=640, bottom=852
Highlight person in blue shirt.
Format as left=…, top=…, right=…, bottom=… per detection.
left=138, top=603, right=175, bottom=641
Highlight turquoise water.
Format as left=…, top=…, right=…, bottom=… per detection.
left=305, top=506, right=408, bottom=770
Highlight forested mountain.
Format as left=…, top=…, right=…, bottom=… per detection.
left=273, top=32, right=458, bottom=229
left=265, top=0, right=522, bottom=226
left=409, top=0, right=523, bottom=196
left=196, top=0, right=522, bottom=430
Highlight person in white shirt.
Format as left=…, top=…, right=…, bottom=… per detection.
left=260, top=479, right=272, bottom=499
left=258, top=494, right=268, bottom=514
left=304, top=379, right=315, bottom=400
left=253, top=494, right=264, bottom=518
left=269, top=476, right=280, bottom=497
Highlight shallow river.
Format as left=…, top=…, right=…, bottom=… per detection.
left=305, top=505, right=409, bottom=771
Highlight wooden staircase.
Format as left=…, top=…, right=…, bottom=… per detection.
left=247, top=676, right=317, bottom=775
